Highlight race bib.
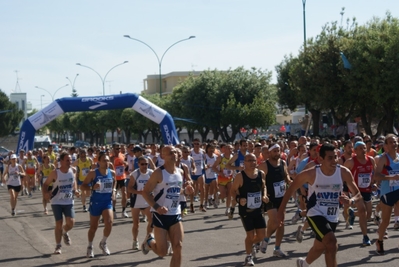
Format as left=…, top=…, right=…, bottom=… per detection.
left=58, top=191, right=73, bottom=200
left=388, top=171, right=399, bottom=187
left=82, top=168, right=90, bottom=177
left=28, top=162, right=35, bottom=168
left=97, top=180, right=113, bottom=193
left=194, top=160, right=202, bottom=168
left=115, top=166, right=124, bottom=176
left=358, top=173, right=371, bottom=188
left=273, top=181, right=286, bottom=198
left=11, top=173, right=19, bottom=180
left=223, top=168, right=233, bottom=177
left=247, top=191, right=261, bottom=209
left=164, top=193, right=180, bottom=212
left=319, top=202, right=339, bottom=218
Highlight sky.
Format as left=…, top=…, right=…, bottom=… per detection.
left=1, top=0, right=398, bottom=111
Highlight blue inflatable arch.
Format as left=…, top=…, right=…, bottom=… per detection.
left=16, top=93, right=180, bottom=153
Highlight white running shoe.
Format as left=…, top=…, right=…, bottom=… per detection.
left=244, top=255, right=254, bottom=266
left=297, top=257, right=308, bottom=267
left=132, top=241, right=139, bottom=250
left=291, top=209, right=302, bottom=224
left=273, top=249, right=287, bottom=257
left=87, top=246, right=94, bottom=258
left=296, top=225, right=304, bottom=243
left=122, top=211, right=129, bottom=218
left=167, top=241, right=173, bottom=256
left=260, top=239, right=268, bottom=254
left=54, top=245, right=62, bottom=254
left=141, top=233, right=154, bottom=255
left=63, top=232, right=71, bottom=246
left=99, top=242, right=110, bottom=255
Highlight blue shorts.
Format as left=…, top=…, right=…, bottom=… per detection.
left=152, top=213, right=182, bottom=231
left=191, top=175, right=203, bottom=181
left=89, top=200, right=113, bottom=217
left=205, top=177, right=217, bottom=185
left=51, top=204, right=75, bottom=221
left=381, top=190, right=399, bottom=207
left=361, top=192, right=372, bottom=203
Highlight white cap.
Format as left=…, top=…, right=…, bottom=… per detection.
left=10, top=154, right=17, bottom=159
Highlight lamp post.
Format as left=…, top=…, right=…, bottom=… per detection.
left=66, top=73, right=79, bottom=97
left=40, top=95, right=45, bottom=109
left=123, top=35, right=195, bottom=97
left=302, top=0, right=307, bottom=52
left=76, top=61, right=128, bottom=96
left=35, top=84, right=69, bottom=101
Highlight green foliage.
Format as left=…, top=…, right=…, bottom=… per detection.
left=275, top=12, right=399, bottom=136
left=170, top=67, right=277, bottom=142
left=0, top=90, right=24, bottom=137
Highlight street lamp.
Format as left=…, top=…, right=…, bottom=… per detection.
left=76, top=61, right=129, bottom=96
left=40, top=95, right=45, bottom=109
left=66, top=73, right=79, bottom=97
left=123, top=35, right=196, bottom=97
left=35, top=84, right=69, bottom=101
left=302, top=0, right=307, bottom=52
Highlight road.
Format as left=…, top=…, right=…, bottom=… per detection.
left=0, top=186, right=398, bottom=267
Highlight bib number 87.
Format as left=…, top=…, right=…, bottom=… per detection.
left=327, top=207, right=337, bottom=216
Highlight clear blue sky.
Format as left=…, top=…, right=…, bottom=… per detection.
left=0, top=0, right=397, bottom=110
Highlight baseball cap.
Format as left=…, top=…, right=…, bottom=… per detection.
left=10, top=154, right=17, bottom=159
left=132, top=146, right=142, bottom=152
left=354, top=141, right=366, bottom=149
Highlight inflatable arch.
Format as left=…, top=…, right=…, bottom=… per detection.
left=16, top=93, right=180, bottom=153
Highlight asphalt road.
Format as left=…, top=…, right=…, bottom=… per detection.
left=0, top=186, right=398, bottom=267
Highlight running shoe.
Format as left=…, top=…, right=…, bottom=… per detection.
left=113, top=211, right=118, bottom=219
left=190, top=204, right=195, bottom=213
left=273, top=249, right=287, bottom=257
left=122, top=211, right=129, bottom=218
left=87, top=246, right=94, bottom=258
left=11, top=210, right=15, bottom=216
left=244, top=255, right=254, bottom=266
left=54, top=245, right=62, bottom=254
left=132, top=241, right=139, bottom=250
left=167, top=241, right=173, bottom=256
left=194, top=196, right=199, bottom=202
left=251, top=244, right=257, bottom=259
left=99, top=242, right=110, bottom=255
left=376, top=240, right=385, bottom=255
left=141, top=233, right=154, bottom=255
left=345, top=221, right=353, bottom=230
left=44, top=208, right=48, bottom=215
left=291, top=209, right=302, bottom=224
left=63, top=232, right=71, bottom=246
left=83, top=205, right=88, bottom=212
left=348, top=208, right=355, bottom=226
left=363, top=236, right=371, bottom=246
left=260, top=239, right=268, bottom=254
left=296, top=225, right=304, bottom=243
left=297, top=257, right=307, bottom=267
left=200, top=205, right=207, bottom=212
left=228, top=207, right=234, bottom=219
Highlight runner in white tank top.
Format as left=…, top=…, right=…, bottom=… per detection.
left=141, top=146, right=194, bottom=266
left=128, top=156, right=154, bottom=250
left=2, top=154, right=25, bottom=216
left=42, top=152, right=79, bottom=255
left=276, top=144, right=362, bottom=267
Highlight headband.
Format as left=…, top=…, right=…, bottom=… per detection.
left=268, top=144, right=280, bottom=151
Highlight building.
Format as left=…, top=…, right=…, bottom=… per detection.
left=275, top=106, right=306, bottom=125
left=142, top=71, right=202, bottom=95
left=10, top=92, right=28, bottom=127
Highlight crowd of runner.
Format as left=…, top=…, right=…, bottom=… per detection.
left=1, top=132, right=399, bottom=267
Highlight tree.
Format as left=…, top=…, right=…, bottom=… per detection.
left=170, top=68, right=277, bottom=142
left=0, top=90, right=24, bottom=137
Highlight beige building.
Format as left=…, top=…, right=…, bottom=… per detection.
left=142, top=71, right=202, bottom=95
